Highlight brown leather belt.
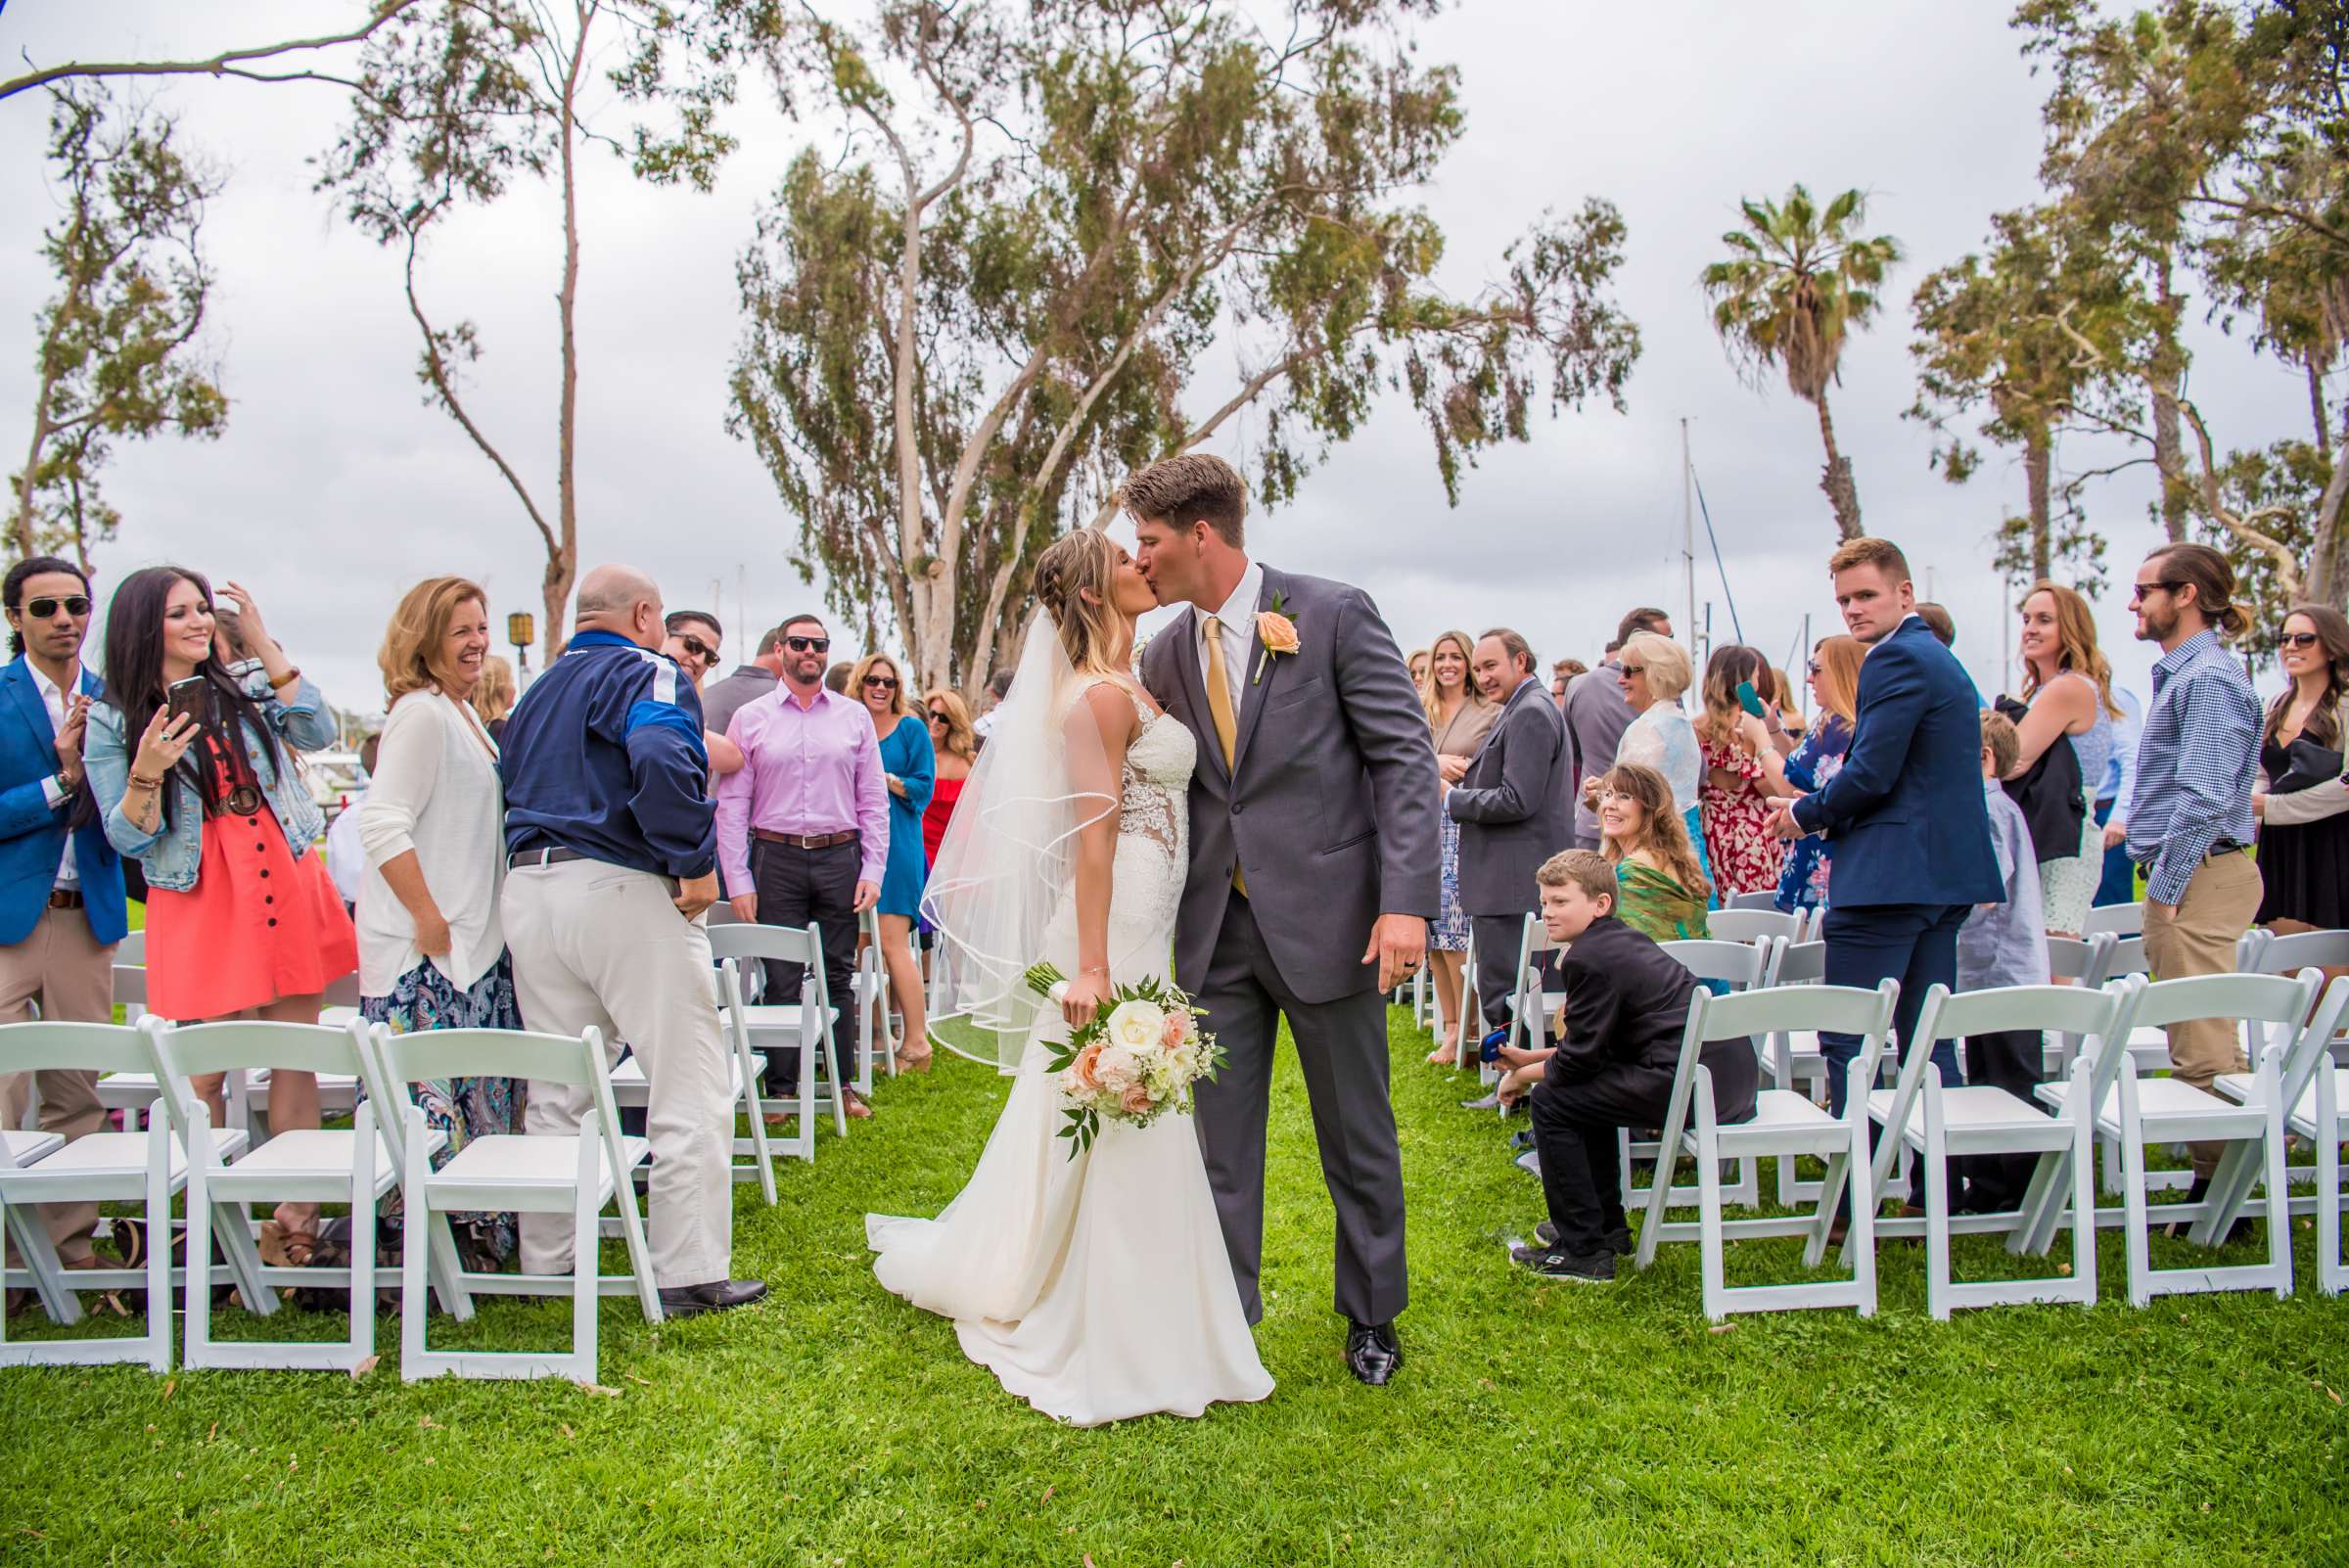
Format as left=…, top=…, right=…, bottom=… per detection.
left=46, top=888, right=82, bottom=910
left=754, top=829, right=859, bottom=851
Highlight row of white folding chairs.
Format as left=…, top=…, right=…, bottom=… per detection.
left=0, top=1013, right=660, bottom=1380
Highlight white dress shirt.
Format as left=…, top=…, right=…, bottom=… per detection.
left=355, top=689, right=507, bottom=994
left=29, top=664, right=78, bottom=888
left=1198, top=556, right=1265, bottom=708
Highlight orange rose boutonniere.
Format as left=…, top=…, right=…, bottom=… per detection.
left=1253, top=593, right=1300, bottom=685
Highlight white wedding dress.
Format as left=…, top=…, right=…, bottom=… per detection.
left=866, top=681, right=1273, bottom=1426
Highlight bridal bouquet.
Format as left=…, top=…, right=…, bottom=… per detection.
left=1024, top=963, right=1223, bottom=1158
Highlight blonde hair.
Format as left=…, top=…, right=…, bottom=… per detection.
left=1980, top=708, right=2020, bottom=778
left=1419, top=628, right=1478, bottom=728
left=2018, top=579, right=2123, bottom=718
left=1828, top=535, right=1911, bottom=581
left=379, top=576, right=489, bottom=705
left=848, top=651, right=913, bottom=722
left=1695, top=643, right=1768, bottom=750
left=1619, top=631, right=1691, bottom=704
left=1032, top=530, right=1127, bottom=679
left=1598, top=761, right=1710, bottom=899
left=1809, top=634, right=1863, bottom=728
left=924, top=687, right=977, bottom=761
left=473, top=654, right=517, bottom=725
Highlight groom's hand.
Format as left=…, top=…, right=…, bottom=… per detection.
left=1363, top=912, right=1427, bottom=993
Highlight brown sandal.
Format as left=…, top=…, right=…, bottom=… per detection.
left=895, top=1041, right=934, bottom=1074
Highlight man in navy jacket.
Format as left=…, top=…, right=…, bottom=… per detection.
left=1773, top=537, right=2002, bottom=1130
left=0, top=557, right=126, bottom=1268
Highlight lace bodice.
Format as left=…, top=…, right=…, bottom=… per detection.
left=1118, top=696, right=1195, bottom=860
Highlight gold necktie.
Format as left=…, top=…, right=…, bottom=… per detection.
left=1203, top=616, right=1245, bottom=895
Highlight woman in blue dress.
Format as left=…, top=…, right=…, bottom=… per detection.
left=1755, top=634, right=1862, bottom=915
left=854, top=652, right=936, bottom=1070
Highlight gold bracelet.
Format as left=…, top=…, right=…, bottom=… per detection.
left=267, top=666, right=301, bottom=691
left=127, top=772, right=163, bottom=792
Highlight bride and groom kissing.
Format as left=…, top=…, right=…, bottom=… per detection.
left=865, top=453, right=1442, bottom=1426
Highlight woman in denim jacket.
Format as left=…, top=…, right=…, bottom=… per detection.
left=86, top=568, right=357, bottom=1256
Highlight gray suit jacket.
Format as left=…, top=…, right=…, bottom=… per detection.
left=1562, top=660, right=1634, bottom=843
left=1140, top=566, right=1439, bottom=1005
left=1447, top=675, right=1570, bottom=916
left=702, top=666, right=778, bottom=742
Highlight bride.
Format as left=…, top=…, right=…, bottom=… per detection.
left=866, top=529, right=1273, bottom=1426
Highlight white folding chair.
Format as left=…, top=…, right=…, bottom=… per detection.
left=607, top=962, right=776, bottom=1203
left=363, top=1022, right=661, bottom=1382
left=1633, top=978, right=1896, bottom=1320
left=2205, top=974, right=2349, bottom=1290
left=1857, top=981, right=2142, bottom=1317
left=1706, top=908, right=1806, bottom=946
left=1455, top=925, right=1481, bottom=1078
left=0, top=1021, right=257, bottom=1369
left=153, top=1018, right=439, bottom=1372
left=1502, top=912, right=1560, bottom=1055
left=1722, top=889, right=1780, bottom=912
left=2027, top=971, right=2328, bottom=1307
left=1627, top=938, right=1776, bottom=1210
left=854, top=904, right=891, bottom=1089
left=2082, top=901, right=2145, bottom=940
left=708, top=923, right=849, bottom=1163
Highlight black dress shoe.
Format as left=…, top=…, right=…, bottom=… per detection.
left=1345, top=1319, right=1402, bottom=1386
left=658, top=1279, right=769, bottom=1318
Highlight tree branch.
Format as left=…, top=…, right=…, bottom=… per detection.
left=0, top=2, right=428, bottom=104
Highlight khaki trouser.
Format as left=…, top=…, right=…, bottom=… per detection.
left=0, top=903, right=117, bottom=1265
left=503, top=858, right=732, bottom=1289
left=2142, top=847, right=2264, bottom=1176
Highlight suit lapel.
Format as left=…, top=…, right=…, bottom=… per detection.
left=4, top=661, right=54, bottom=752
left=1229, top=567, right=1280, bottom=776
left=1171, top=606, right=1228, bottom=783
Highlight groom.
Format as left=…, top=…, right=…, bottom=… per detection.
left=1129, top=453, right=1439, bottom=1388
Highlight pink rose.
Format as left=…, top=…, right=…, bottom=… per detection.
left=1069, top=1040, right=1104, bottom=1093
left=1120, top=1084, right=1154, bottom=1116
left=1256, top=611, right=1300, bottom=655
left=1160, top=1011, right=1190, bottom=1050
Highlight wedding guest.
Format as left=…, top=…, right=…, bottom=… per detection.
left=1550, top=658, right=1588, bottom=710
left=87, top=569, right=356, bottom=1259
left=664, top=610, right=745, bottom=776
left=1406, top=647, right=1431, bottom=692
left=922, top=688, right=978, bottom=871
left=717, top=613, right=886, bottom=1117
left=824, top=661, right=852, bottom=695
left=1513, top=849, right=1748, bottom=1283
left=1758, top=634, right=1862, bottom=914
left=1562, top=608, right=1669, bottom=850
left=1955, top=709, right=2051, bottom=1213
left=1764, top=664, right=1806, bottom=732
left=1768, top=536, right=1998, bottom=1127
left=2093, top=686, right=2143, bottom=906
left=1692, top=644, right=1782, bottom=899
left=1445, top=627, right=1568, bottom=1036
left=2006, top=582, right=2118, bottom=937
left=500, top=564, right=763, bottom=1317
left=357, top=576, right=523, bottom=1268
left=856, top=651, right=935, bottom=1073
left=1609, top=630, right=1711, bottom=889
left=0, top=557, right=125, bottom=1275
left=472, top=654, right=517, bottom=744
left=701, top=625, right=787, bottom=741
left=1421, top=628, right=1497, bottom=1066
left=324, top=732, right=380, bottom=912
left=2251, top=604, right=2349, bottom=933
left=972, top=667, right=1014, bottom=747
left=1916, top=601, right=1958, bottom=647
left=1595, top=763, right=1712, bottom=943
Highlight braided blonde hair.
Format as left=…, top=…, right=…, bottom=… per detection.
left=1032, top=530, right=1127, bottom=679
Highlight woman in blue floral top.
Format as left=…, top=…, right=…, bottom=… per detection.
left=1758, top=635, right=1863, bottom=915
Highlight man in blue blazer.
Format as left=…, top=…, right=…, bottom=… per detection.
left=0, top=556, right=127, bottom=1269
left=1772, top=537, right=2001, bottom=1133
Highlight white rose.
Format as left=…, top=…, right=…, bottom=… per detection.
left=1094, top=1044, right=1141, bottom=1094
left=1105, top=1000, right=1169, bottom=1053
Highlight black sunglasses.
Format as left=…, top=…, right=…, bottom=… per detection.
left=14, top=596, right=91, bottom=620
left=785, top=634, right=830, bottom=653
left=863, top=674, right=898, bottom=691
left=2129, top=578, right=2188, bottom=605
left=675, top=634, right=714, bottom=664
left=2280, top=631, right=2323, bottom=650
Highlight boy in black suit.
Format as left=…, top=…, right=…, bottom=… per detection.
left=1512, top=850, right=1758, bottom=1282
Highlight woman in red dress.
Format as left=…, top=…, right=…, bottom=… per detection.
left=921, top=689, right=978, bottom=865
left=1692, top=643, right=1788, bottom=899
left=87, top=568, right=357, bottom=1256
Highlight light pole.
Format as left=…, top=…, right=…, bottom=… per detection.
left=507, top=612, right=536, bottom=677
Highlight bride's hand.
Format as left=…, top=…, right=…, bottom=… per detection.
left=1061, top=969, right=1113, bottom=1029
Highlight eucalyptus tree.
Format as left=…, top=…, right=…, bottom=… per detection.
left=0, top=3, right=428, bottom=105
left=10, top=85, right=226, bottom=570
left=1699, top=184, right=1902, bottom=541
left=727, top=0, right=1640, bottom=691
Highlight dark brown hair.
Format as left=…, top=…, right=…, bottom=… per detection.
left=2144, top=541, right=2250, bottom=639
left=2267, top=602, right=2349, bottom=751
left=1120, top=453, right=1248, bottom=546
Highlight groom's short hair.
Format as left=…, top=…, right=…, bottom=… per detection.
left=1480, top=626, right=1536, bottom=675
left=1121, top=453, right=1248, bottom=546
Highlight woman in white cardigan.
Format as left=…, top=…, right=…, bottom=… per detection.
left=356, top=576, right=523, bottom=1268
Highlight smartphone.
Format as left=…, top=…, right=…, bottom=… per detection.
left=1734, top=679, right=1766, bottom=718
left=165, top=675, right=210, bottom=732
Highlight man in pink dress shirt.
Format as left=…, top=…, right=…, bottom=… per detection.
left=716, top=612, right=887, bottom=1117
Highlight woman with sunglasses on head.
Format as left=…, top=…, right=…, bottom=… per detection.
left=2251, top=605, right=2349, bottom=933
left=1420, top=628, right=1497, bottom=1066
left=853, top=652, right=936, bottom=1072
left=85, top=568, right=356, bottom=1262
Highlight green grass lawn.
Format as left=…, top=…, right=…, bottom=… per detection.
left=3, top=1006, right=2346, bottom=1566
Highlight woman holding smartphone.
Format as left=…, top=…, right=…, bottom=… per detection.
left=85, top=568, right=357, bottom=1260
left=1691, top=644, right=1784, bottom=899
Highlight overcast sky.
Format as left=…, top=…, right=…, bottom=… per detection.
left=0, top=1, right=2323, bottom=723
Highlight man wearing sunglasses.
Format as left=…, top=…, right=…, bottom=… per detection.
left=713, top=613, right=887, bottom=1118
left=661, top=610, right=744, bottom=777
left=0, top=556, right=128, bottom=1279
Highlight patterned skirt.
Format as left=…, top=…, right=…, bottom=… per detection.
left=2039, top=785, right=2102, bottom=937
left=358, top=953, right=526, bottom=1267
left=1433, top=809, right=1471, bottom=951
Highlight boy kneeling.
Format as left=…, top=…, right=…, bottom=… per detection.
left=1513, top=850, right=1759, bottom=1282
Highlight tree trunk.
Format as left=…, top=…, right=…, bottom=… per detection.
left=2148, top=256, right=2189, bottom=543
left=2024, top=430, right=2052, bottom=582
left=1814, top=389, right=1862, bottom=540
left=2311, top=359, right=2332, bottom=453
left=13, top=378, right=55, bottom=562
left=542, top=4, right=590, bottom=666
left=2305, top=410, right=2349, bottom=610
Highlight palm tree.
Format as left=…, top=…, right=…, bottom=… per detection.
left=1701, top=185, right=1903, bottom=539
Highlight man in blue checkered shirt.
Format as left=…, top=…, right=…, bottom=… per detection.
left=2123, top=542, right=2264, bottom=1185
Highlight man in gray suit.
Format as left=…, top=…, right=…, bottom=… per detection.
left=1562, top=607, right=1671, bottom=850
left=1129, top=453, right=1437, bottom=1390
left=1447, top=629, right=1571, bottom=1032
left=700, top=623, right=790, bottom=740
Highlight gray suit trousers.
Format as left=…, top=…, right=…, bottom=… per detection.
left=1191, top=894, right=1407, bottom=1327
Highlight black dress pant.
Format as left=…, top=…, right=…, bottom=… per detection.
left=1957, top=1029, right=2047, bottom=1212
left=1471, top=912, right=1529, bottom=1032
left=751, top=838, right=860, bottom=1091
left=1530, top=1045, right=1757, bottom=1256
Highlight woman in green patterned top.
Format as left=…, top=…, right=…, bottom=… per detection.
left=1596, top=762, right=1713, bottom=943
